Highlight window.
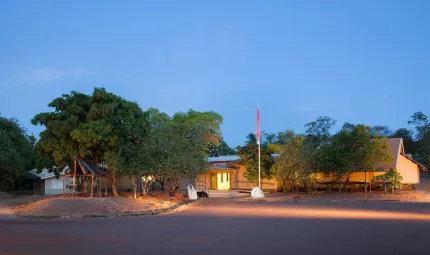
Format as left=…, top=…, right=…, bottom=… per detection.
left=226, top=173, right=229, bottom=182
left=221, top=173, right=223, bottom=182
left=51, top=180, right=63, bottom=189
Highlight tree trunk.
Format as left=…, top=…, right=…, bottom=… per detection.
left=369, top=173, right=372, bottom=193
left=140, top=175, right=146, bottom=196
left=392, top=186, right=394, bottom=195
left=104, top=178, right=107, bottom=196
left=131, top=176, right=137, bottom=199
left=111, top=174, right=119, bottom=197
left=314, top=173, right=317, bottom=192
left=168, top=178, right=179, bottom=197
left=72, top=157, right=77, bottom=196
left=364, top=171, right=367, bottom=194
left=98, top=178, right=101, bottom=197
left=331, top=171, right=335, bottom=192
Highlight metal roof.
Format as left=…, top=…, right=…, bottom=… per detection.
left=208, top=155, right=240, bottom=162
left=208, top=154, right=279, bottom=163
left=209, top=166, right=237, bottom=171
left=28, top=167, right=68, bottom=180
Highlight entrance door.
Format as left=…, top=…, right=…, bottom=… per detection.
left=217, top=173, right=231, bottom=190
left=210, top=173, right=218, bottom=190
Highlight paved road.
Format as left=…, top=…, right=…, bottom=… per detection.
left=1, top=199, right=430, bottom=255
left=0, top=203, right=15, bottom=220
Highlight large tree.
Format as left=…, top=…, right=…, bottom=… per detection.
left=390, top=128, right=415, bottom=154
left=303, top=116, right=337, bottom=178
left=270, top=132, right=311, bottom=192
left=142, top=108, right=222, bottom=195
left=32, top=91, right=92, bottom=178
left=370, top=125, right=392, bottom=138
left=408, top=111, right=430, bottom=166
left=0, top=116, right=35, bottom=171
left=316, top=124, right=393, bottom=192
left=0, top=130, right=26, bottom=190
left=32, top=88, right=149, bottom=197
left=304, top=116, right=336, bottom=145
left=207, top=137, right=236, bottom=157
left=237, top=133, right=273, bottom=182
left=0, top=116, right=35, bottom=191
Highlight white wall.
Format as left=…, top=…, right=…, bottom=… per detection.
left=44, top=176, right=74, bottom=195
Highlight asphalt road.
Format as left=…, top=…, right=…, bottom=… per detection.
left=1, top=199, right=430, bottom=255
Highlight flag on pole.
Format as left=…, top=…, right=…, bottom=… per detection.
left=256, top=105, right=260, bottom=145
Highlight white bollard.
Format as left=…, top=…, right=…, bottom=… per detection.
left=251, top=187, right=265, bottom=198
left=187, top=184, right=198, bottom=200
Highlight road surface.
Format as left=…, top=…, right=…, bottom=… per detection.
left=1, top=198, right=430, bottom=255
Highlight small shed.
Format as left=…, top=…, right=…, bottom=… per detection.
left=28, top=168, right=72, bottom=195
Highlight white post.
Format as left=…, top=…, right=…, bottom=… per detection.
left=258, top=142, right=261, bottom=188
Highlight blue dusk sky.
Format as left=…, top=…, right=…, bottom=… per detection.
left=1, top=0, right=429, bottom=147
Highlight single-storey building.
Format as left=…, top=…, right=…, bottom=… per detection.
left=28, top=168, right=73, bottom=195
left=315, top=138, right=426, bottom=187
left=28, top=162, right=136, bottom=195
left=179, top=155, right=278, bottom=194
left=180, top=138, right=426, bottom=195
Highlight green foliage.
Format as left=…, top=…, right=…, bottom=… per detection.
left=172, top=110, right=223, bottom=145
left=373, top=168, right=402, bottom=194
left=390, top=128, right=415, bottom=154
left=303, top=116, right=337, bottom=175
left=316, top=124, right=393, bottom=188
left=0, top=115, right=35, bottom=191
left=270, top=133, right=311, bottom=192
left=207, top=137, right=236, bottom=157
left=370, top=125, right=392, bottom=138
left=408, top=112, right=430, bottom=166
left=142, top=108, right=216, bottom=193
left=0, top=116, right=35, bottom=170
left=32, top=91, right=92, bottom=174
left=32, top=88, right=150, bottom=196
left=304, top=116, right=336, bottom=145
left=408, top=111, right=429, bottom=140
left=237, top=133, right=273, bottom=182
left=0, top=130, right=26, bottom=190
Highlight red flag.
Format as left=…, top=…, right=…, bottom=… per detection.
left=256, top=105, right=260, bottom=144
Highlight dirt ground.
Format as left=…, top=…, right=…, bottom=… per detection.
left=257, top=177, right=430, bottom=203
left=10, top=191, right=184, bottom=216
left=257, top=189, right=430, bottom=204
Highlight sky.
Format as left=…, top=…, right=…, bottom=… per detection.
left=1, top=0, right=429, bottom=147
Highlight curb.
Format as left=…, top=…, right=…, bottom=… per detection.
left=16, top=199, right=197, bottom=219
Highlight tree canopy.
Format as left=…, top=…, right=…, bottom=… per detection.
left=32, top=88, right=150, bottom=196
left=237, top=133, right=273, bottom=182
left=0, top=116, right=35, bottom=191
left=207, top=137, right=236, bottom=157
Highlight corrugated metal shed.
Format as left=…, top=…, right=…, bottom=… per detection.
left=28, top=167, right=68, bottom=180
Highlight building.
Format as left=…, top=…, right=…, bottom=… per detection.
left=315, top=138, right=426, bottom=187
left=180, top=138, right=426, bottom=196
left=179, top=155, right=278, bottom=196
left=28, top=168, right=73, bottom=195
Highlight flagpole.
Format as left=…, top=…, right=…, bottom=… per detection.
left=258, top=136, right=261, bottom=189
left=258, top=104, right=261, bottom=189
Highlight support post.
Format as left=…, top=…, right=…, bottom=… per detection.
left=104, top=178, right=107, bottom=196
left=91, top=175, right=94, bottom=198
